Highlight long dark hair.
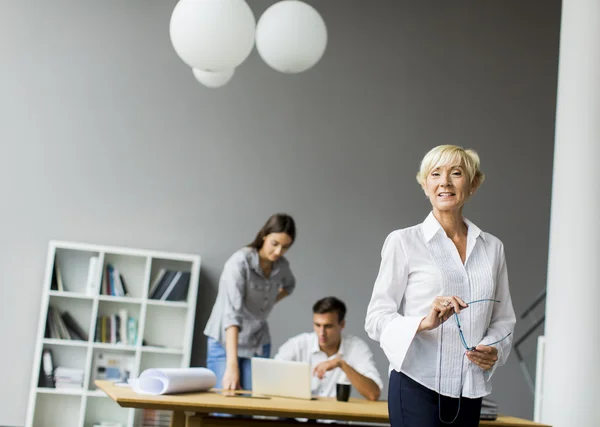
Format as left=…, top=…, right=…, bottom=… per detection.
left=247, top=213, right=296, bottom=250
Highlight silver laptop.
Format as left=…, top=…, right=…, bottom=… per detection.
left=251, top=357, right=312, bottom=400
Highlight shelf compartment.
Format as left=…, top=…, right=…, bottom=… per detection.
left=93, top=300, right=141, bottom=346
left=89, top=348, right=137, bottom=391
left=41, top=342, right=88, bottom=369
left=53, top=248, right=101, bottom=295
left=84, top=394, right=131, bottom=427
left=38, top=343, right=87, bottom=391
left=100, top=253, right=148, bottom=299
left=32, top=393, right=81, bottom=427
left=147, top=258, right=194, bottom=302
left=142, top=304, right=186, bottom=349
left=45, top=297, right=93, bottom=343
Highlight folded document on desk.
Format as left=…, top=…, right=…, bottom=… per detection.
left=129, top=368, right=216, bottom=395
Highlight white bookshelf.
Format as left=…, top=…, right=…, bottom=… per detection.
left=25, top=240, right=201, bottom=427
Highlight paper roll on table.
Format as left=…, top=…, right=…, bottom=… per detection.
left=129, top=368, right=216, bottom=395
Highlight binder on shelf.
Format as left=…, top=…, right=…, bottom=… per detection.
left=85, top=256, right=100, bottom=296
left=149, top=270, right=190, bottom=301
left=40, top=349, right=55, bottom=388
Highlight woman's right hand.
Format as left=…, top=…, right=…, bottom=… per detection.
left=222, top=363, right=241, bottom=392
left=418, top=296, right=468, bottom=332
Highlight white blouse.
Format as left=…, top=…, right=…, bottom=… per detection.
left=365, top=212, right=516, bottom=398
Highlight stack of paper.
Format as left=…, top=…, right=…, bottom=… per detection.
left=54, top=367, right=84, bottom=389
left=480, top=398, right=499, bottom=420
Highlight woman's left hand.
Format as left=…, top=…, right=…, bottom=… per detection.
left=275, top=288, right=289, bottom=303
left=466, top=345, right=498, bottom=371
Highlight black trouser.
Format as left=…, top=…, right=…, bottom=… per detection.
left=388, top=370, right=482, bottom=427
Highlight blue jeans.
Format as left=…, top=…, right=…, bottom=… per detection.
left=206, top=337, right=271, bottom=391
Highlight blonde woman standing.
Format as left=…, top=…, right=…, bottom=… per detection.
left=365, top=145, right=516, bottom=427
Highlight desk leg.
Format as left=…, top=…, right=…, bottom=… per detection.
left=170, top=410, right=186, bottom=427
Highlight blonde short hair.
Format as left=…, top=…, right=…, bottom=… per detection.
left=416, top=145, right=485, bottom=189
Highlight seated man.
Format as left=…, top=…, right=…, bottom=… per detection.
left=274, top=296, right=383, bottom=401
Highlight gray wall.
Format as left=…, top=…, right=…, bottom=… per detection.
left=0, top=1, right=560, bottom=425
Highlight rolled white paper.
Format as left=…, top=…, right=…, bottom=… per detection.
left=129, top=367, right=216, bottom=395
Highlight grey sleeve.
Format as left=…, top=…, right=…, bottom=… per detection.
left=221, top=256, right=247, bottom=332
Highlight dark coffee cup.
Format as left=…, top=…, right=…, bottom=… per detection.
left=336, top=383, right=351, bottom=402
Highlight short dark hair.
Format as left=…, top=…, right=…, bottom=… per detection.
left=247, top=213, right=296, bottom=250
left=312, top=296, right=347, bottom=323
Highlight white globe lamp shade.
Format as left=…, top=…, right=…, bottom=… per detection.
left=255, top=0, right=328, bottom=74
left=193, top=68, right=235, bottom=88
left=170, top=0, right=256, bottom=72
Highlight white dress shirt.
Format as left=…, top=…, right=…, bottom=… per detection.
left=274, top=332, right=384, bottom=398
left=365, top=212, right=516, bottom=398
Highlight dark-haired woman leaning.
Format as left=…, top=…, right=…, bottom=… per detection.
left=204, top=213, right=297, bottom=393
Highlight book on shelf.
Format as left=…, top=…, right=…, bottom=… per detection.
left=148, top=269, right=190, bottom=301
left=50, top=256, right=64, bottom=291
left=101, top=263, right=131, bottom=297
left=85, top=256, right=100, bottom=296
left=45, top=306, right=89, bottom=341
left=94, top=309, right=137, bottom=345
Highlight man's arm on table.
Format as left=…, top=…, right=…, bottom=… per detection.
left=338, top=359, right=381, bottom=401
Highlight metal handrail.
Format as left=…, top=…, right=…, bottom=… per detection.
left=520, top=290, right=546, bottom=320
left=513, top=291, right=546, bottom=394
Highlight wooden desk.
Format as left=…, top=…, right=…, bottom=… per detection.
left=95, top=380, right=550, bottom=427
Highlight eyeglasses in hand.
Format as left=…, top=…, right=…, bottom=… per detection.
left=454, top=298, right=512, bottom=351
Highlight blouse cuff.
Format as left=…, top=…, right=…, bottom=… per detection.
left=379, top=315, right=423, bottom=371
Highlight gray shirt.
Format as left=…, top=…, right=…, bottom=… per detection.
left=203, top=247, right=296, bottom=358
